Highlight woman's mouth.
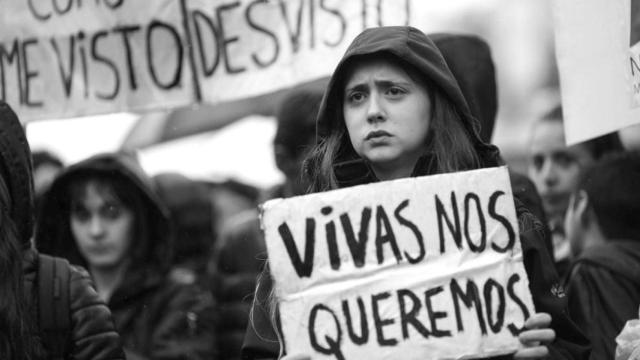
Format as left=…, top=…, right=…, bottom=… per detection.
left=365, top=130, right=392, bottom=140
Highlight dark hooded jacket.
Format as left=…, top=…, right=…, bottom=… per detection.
left=565, top=240, right=640, bottom=360
left=242, top=27, right=589, bottom=359
left=35, top=153, right=217, bottom=360
left=0, top=101, right=124, bottom=359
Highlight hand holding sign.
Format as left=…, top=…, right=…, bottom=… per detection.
left=261, top=167, right=537, bottom=360
left=514, top=313, right=555, bottom=359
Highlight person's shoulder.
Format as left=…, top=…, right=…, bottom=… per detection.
left=64, top=264, right=125, bottom=359
left=67, top=264, right=107, bottom=310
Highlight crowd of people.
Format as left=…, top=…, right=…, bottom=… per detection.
left=0, top=24, right=639, bottom=360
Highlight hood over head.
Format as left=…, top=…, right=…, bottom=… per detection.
left=153, top=172, right=214, bottom=264
left=35, top=152, right=173, bottom=273
left=429, top=33, right=497, bottom=143
left=315, top=26, right=499, bottom=178
left=0, top=101, right=34, bottom=248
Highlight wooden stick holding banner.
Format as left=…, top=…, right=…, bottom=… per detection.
left=261, top=166, right=535, bottom=360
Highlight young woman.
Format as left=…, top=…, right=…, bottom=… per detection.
left=243, top=27, right=590, bottom=359
left=35, top=152, right=217, bottom=360
left=0, top=101, right=123, bottom=359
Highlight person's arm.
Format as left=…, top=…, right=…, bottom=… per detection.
left=515, top=201, right=591, bottom=360
left=68, top=266, right=125, bottom=360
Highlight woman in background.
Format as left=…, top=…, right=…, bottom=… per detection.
left=36, top=152, right=217, bottom=360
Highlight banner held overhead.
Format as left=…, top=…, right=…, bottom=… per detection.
left=0, top=0, right=469, bottom=122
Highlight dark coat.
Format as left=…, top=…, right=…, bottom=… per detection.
left=565, top=240, right=640, bottom=360
left=23, top=248, right=125, bottom=359
left=210, top=210, right=266, bottom=360
left=209, top=185, right=289, bottom=360
left=243, top=27, right=589, bottom=359
left=109, top=265, right=217, bottom=360
left=35, top=153, right=217, bottom=360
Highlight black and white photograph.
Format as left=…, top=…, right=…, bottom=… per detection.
left=1, top=1, right=640, bottom=359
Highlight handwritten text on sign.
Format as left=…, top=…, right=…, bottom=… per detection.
left=261, top=167, right=535, bottom=360
left=0, top=0, right=412, bottom=121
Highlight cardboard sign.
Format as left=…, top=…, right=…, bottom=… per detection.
left=553, top=0, right=640, bottom=145
left=261, top=166, right=535, bottom=360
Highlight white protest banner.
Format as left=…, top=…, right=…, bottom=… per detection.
left=0, top=0, right=193, bottom=121
left=261, top=166, right=535, bottom=360
left=552, top=0, right=640, bottom=145
left=2, top=0, right=478, bottom=122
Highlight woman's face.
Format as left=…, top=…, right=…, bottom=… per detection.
left=70, top=181, right=134, bottom=270
left=343, top=58, right=432, bottom=180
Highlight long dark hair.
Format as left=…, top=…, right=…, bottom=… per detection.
left=0, top=207, right=37, bottom=359
left=304, top=54, right=480, bottom=192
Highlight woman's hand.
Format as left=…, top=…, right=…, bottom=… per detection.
left=514, top=313, right=556, bottom=359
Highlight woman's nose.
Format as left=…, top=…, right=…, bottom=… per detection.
left=541, top=160, right=559, bottom=187
left=366, top=93, right=386, bottom=123
left=89, top=217, right=105, bottom=238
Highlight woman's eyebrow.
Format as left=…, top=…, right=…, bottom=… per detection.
left=344, top=83, right=368, bottom=93
left=373, top=79, right=411, bottom=88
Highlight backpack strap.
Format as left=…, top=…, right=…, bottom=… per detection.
left=38, top=254, right=71, bottom=360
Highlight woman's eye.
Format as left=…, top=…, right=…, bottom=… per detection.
left=103, top=205, right=121, bottom=219
left=347, top=92, right=365, bottom=104
left=386, top=87, right=405, bottom=97
left=71, top=208, right=90, bottom=222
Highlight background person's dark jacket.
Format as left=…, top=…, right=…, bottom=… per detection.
left=210, top=210, right=266, bottom=360
left=210, top=184, right=289, bottom=360
left=565, top=240, right=640, bottom=360
left=23, top=248, right=125, bottom=359
left=35, top=153, right=217, bottom=360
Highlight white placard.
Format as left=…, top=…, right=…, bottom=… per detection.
left=261, top=166, right=535, bottom=360
left=552, top=0, right=640, bottom=145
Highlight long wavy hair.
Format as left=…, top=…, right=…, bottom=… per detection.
left=304, top=53, right=481, bottom=193
left=0, top=207, right=37, bottom=359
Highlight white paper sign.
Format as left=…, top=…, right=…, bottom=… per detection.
left=261, top=166, right=535, bottom=360
left=553, top=0, right=640, bottom=145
